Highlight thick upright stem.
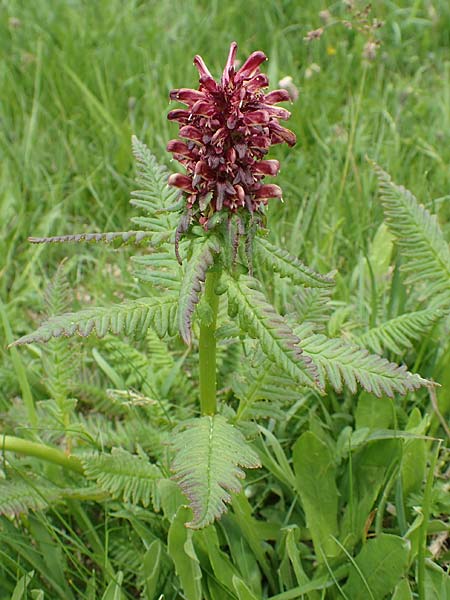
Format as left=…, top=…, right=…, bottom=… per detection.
left=199, top=269, right=220, bottom=415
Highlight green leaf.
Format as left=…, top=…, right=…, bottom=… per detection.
left=424, top=561, right=450, bottom=600
left=171, top=415, right=261, bottom=529
left=81, top=448, right=161, bottom=507
left=233, top=575, right=260, bottom=600
left=132, top=247, right=181, bottom=291
left=142, top=539, right=164, bottom=600
left=226, top=275, right=319, bottom=388
left=0, top=478, right=61, bottom=516
left=392, top=579, right=413, bottom=600
left=355, top=393, right=393, bottom=430
left=371, top=162, right=450, bottom=304
left=158, top=479, right=188, bottom=522
left=219, top=513, right=262, bottom=597
left=178, top=236, right=220, bottom=344
left=167, top=506, right=203, bottom=600
left=340, top=440, right=402, bottom=546
left=293, top=432, right=339, bottom=560
left=401, top=408, right=428, bottom=499
left=195, top=526, right=240, bottom=594
left=131, top=135, right=180, bottom=222
left=356, top=308, right=444, bottom=355
left=28, top=230, right=152, bottom=247
left=11, top=571, right=34, bottom=600
left=255, top=237, right=335, bottom=288
left=100, top=571, right=124, bottom=600
left=11, top=295, right=179, bottom=346
left=342, top=534, right=410, bottom=600
left=292, top=287, right=333, bottom=330
left=297, top=330, right=429, bottom=397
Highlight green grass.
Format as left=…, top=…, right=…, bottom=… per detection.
left=1, top=0, right=449, bottom=598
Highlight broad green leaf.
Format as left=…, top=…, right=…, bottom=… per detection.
left=343, top=534, right=410, bottom=600
left=392, top=578, right=413, bottom=600
left=233, top=576, right=260, bottom=600
left=206, top=576, right=235, bottom=600
left=158, top=479, right=187, bottom=522
left=168, top=506, right=202, bottom=600
left=28, top=516, right=74, bottom=599
left=11, top=572, right=34, bottom=600
left=293, top=431, right=339, bottom=560
left=230, top=493, right=275, bottom=590
left=424, top=561, right=450, bottom=600
left=219, top=514, right=262, bottom=597
left=195, top=526, right=239, bottom=594
left=355, top=393, right=393, bottom=430
left=401, top=408, right=428, bottom=499
left=171, top=415, right=261, bottom=528
left=278, top=527, right=320, bottom=599
left=340, top=439, right=402, bottom=546
left=101, top=571, right=124, bottom=600
left=142, top=539, right=163, bottom=600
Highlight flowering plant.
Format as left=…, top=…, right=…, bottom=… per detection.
left=4, top=40, right=440, bottom=599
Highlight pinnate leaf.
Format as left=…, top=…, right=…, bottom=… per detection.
left=226, top=274, right=319, bottom=388
left=29, top=230, right=152, bottom=247
left=356, top=308, right=444, bottom=355
left=11, top=296, right=178, bottom=346
left=178, top=236, right=220, bottom=344
left=372, top=162, right=450, bottom=303
left=255, top=236, right=335, bottom=288
left=171, top=415, right=261, bottom=529
left=81, top=448, right=161, bottom=508
left=297, top=330, right=429, bottom=397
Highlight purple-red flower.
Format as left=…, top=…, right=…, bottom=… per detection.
left=167, top=42, right=296, bottom=223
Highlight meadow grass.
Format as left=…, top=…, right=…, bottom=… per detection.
left=0, top=1, right=449, bottom=597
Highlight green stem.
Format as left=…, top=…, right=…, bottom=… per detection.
left=1, top=434, right=84, bottom=474
left=199, top=269, right=220, bottom=415
left=418, top=442, right=441, bottom=600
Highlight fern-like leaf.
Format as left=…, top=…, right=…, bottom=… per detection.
left=297, top=330, right=430, bottom=397
left=293, top=287, right=333, bottom=329
left=132, top=246, right=182, bottom=291
left=81, top=448, right=161, bottom=508
left=372, top=162, right=450, bottom=303
left=232, top=352, right=302, bottom=418
left=356, top=308, right=444, bottom=355
left=171, top=415, right=261, bottom=528
left=11, top=296, right=179, bottom=346
left=42, top=263, right=79, bottom=404
left=28, top=231, right=153, bottom=247
left=0, top=478, right=61, bottom=516
left=226, top=275, right=320, bottom=388
left=255, top=237, right=335, bottom=288
left=131, top=136, right=179, bottom=223
left=178, top=236, right=220, bottom=345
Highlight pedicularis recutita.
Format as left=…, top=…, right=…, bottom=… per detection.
left=9, top=43, right=430, bottom=528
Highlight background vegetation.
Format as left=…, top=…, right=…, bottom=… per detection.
left=0, top=0, right=449, bottom=598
